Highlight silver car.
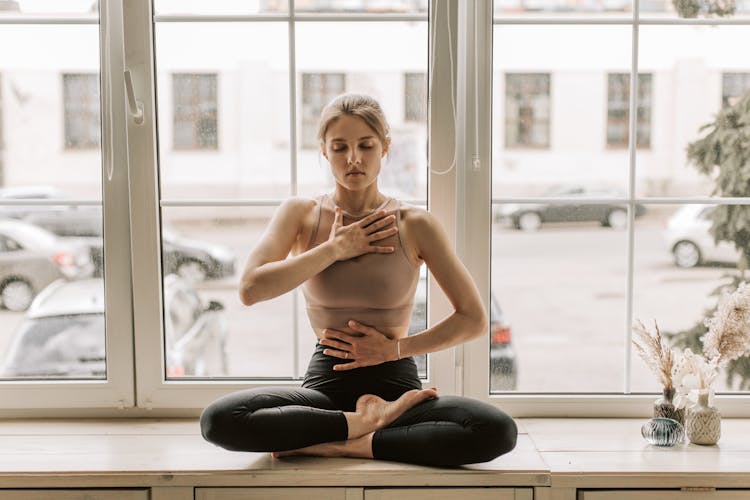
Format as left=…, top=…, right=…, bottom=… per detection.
left=0, top=274, right=229, bottom=378
left=665, top=205, right=740, bottom=268
left=0, top=219, right=93, bottom=311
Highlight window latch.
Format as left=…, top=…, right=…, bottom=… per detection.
left=124, top=68, right=144, bottom=125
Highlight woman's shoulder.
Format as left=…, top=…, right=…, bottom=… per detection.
left=398, top=201, right=437, bottom=231
left=278, top=196, right=322, bottom=217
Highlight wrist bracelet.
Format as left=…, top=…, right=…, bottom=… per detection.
left=396, top=339, right=401, bottom=360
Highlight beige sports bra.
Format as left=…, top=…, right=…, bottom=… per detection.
left=301, top=194, right=420, bottom=330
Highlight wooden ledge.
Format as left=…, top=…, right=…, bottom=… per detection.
left=0, top=418, right=548, bottom=489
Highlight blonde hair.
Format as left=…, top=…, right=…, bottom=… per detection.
left=317, top=93, right=390, bottom=148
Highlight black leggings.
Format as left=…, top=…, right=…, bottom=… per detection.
left=200, top=344, right=518, bottom=467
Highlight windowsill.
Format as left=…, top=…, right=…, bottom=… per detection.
left=0, top=418, right=749, bottom=490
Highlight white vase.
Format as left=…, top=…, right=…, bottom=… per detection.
left=685, top=390, right=721, bottom=445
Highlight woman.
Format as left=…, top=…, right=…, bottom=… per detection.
left=200, top=94, right=517, bottom=467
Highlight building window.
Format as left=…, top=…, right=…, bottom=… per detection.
left=504, top=73, right=550, bottom=148
left=606, top=73, right=652, bottom=149
left=722, top=72, right=750, bottom=107
left=172, top=73, right=218, bottom=150
left=404, top=72, right=426, bottom=122
left=301, top=73, right=345, bottom=149
left=63, top=73, right=100, bottom=149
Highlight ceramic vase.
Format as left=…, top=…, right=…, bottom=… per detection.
left=685, top=390, right=721, bottom=445
left=654, top=387, right=684, bottom=425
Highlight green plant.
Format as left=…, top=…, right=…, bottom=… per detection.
left=667, top=90, right=750, bottom=389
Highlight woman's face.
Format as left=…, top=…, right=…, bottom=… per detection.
left=322, top=114, right=389, bottom=193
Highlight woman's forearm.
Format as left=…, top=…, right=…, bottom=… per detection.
left=240, top=242, right=337, bottom=305
left=398, top=308, right=487, bottom=359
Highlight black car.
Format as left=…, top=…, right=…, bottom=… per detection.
left=408, top=268, right=517, bottom=390
left=20, top=208, right=235, bottom=282
left=496, top=185, right=647, bottom=231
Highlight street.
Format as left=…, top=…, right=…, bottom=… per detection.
left=0, top=212, right=741, bottom=393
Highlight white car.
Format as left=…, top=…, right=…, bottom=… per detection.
left=665, top=205, right=739, bottom=268
left=0, top=274, right=228, bottom=378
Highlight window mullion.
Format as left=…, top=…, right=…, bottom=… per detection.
left=122, top=0, right=169, bottom=408
left=455, top=0, right=493, bottom=402
left=426, top=0, right=460, bottom=396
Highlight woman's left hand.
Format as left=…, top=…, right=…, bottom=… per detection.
left=320, top=320, right=399, bottom=371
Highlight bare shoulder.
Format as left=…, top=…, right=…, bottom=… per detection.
left=399, top=203, right=441, bottom=236
left=279, top=196, right=322, bottom=254
left=398, top=203, right=445, bottom=262
left=278, top=196, right=318, bottom=217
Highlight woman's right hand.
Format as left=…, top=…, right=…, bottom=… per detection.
left=328, top=207, right=398, bottom=261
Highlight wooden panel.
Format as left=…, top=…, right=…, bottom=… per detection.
left=196, top=488, right=358, bottom=500
left=150, top=486, right=194, bottom=500
left=364, top=488, right=517, bottom=500
left=0, top=490, right=148, bottom=500
left=579, top=491, right=750, bottom=500
left=536, top=487, right=576, bottom=500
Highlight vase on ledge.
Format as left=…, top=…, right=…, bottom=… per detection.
left=654, top=387, right=684, bottom=425
left=685, top=389, right=721, bottom=445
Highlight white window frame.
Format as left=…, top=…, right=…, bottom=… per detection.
left=0, top=0, right=136, bottom=412
left=2, top=0, right=749, bottom=417
left=468, top=1, right=750, bottom=417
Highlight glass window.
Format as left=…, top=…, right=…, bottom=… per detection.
left=504, top=73, right=550, bottom=149
left=404, top=72, right=426, bottom=122
left=153, top=14, right=428, bottom=383
left=172, top=73, right=218, bottom=150
left=0, top=21, right=106, bottom=386
left=606, top=73, right=652, bottom=149
left=63, top=73, right=100, bottom=149
left=722, top=72, right=750, bottom=107
left=301, top=73, right=346, bottom=149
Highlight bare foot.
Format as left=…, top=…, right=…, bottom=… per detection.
left=273, top=433, right=374, bottom=459
left=345, top=387, right=438, bottom=439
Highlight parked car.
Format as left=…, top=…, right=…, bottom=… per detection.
left=496, top=185, right=647, bottom=231
left=20, top=208, right=235, bottom=281
left=665, top=204, right=739, bottom=268
left=0, top=274, right=229, bottom=378
left=408, top=267, right=517, bottom=390
left=0, top=219, right=94, bottom=311
left=0, top=185, right=71, bottom=220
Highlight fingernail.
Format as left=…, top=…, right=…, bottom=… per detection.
left=349, top=320, right=356, bottom=326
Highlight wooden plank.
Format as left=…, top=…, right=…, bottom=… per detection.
left=150, top=486, right=194, bottom=500
left=580, top=491, right=748, bottom=500
left=534, top=487, right=576, bottom=500
left=196, top=488, right=352, bottom=500
left=0, top=490, right=148, bottom=500
left=364, top=488, right=516, bottom=500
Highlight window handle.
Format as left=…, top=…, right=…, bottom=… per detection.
left=124, top=68, right=144, bottom=125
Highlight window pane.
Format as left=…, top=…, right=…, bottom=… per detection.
left=494, top=0, right=633, bottom=18
left=301, top=73, right=346, bottom=149
left=606, top=73, right=652, bottom=149
left=637, top=25, right=750, bottom=197
left=493, top=25, right=631, bottom=198
left=295, top=21, right=428, bottom=199
left=632, top=204, right=749, bottom=394
left=295, top=1, right=428, bottom=13
left=154, top=1, right=288, bottom=15
left=154, top=22, right=291, bottom=199
left=638, top=0, right=750, bottom=19
left=63, top=73, right=100, bottom=149
left=0, top=22, right=104, bottom=381
left=0, top=1, right=98, bottom=17
left=491, top=203, right=629, bottom=392
left=172, top=73, right=218, bottom=150
left=722, top=72, right=750, bottom=108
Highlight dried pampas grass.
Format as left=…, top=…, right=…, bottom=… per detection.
left=632, top=319, right=677, bottom=389
left=703, top=281, right=750, bottom=366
